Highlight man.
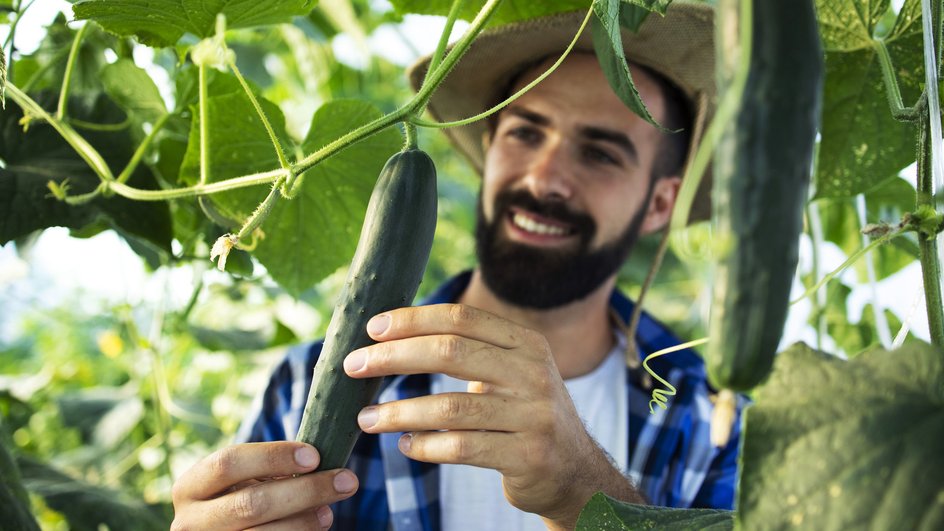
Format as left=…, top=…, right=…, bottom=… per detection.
left=171, top=3, right=741, bottom=530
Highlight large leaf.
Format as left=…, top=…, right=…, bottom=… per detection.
left=591, top=0, right=664, bottom=130
left=0, top=92, right=173, bottom=256
left=576, top=492, right=733, bottom=530
left=253, top=100, right=402, bottom=294
left=738, top=342, right=944, bottom=530
left=17, top=456, right=168, bottom=531
left=72, top=0, right=317, bottom=47
left=178, top=75, right=401, bottom=293
left=814, top=0, right=923, bottom=198
left=100, top=59, right=167, bottom=122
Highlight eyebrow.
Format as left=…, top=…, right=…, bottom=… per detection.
left=503, top=106, right=639, bottom=165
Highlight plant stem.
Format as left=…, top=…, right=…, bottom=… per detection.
left=198, top=63, right=210, bottom=186
left=109, top=168, right=290, bottom=200
left=68, top=116, right=133, bottom=132
left=7, top=83, right=114, bottom=181
left=293, top=0, right=505, bottom=176
left=790, top=225, right=910, bottom=306
left=227, top=57, right=291, bottom=171
left=236, top=180, right=285, bottom=243
left=874, top=39, right=922, bottom=122
left=917, top=116, right=944, bottom=346
left=116, top=112, right=171, bottom=184
left=424, top=0, right=467, bottom=83
left=412, top=7, right=593, bottom=130
left=670, top=0, right=753, bottom=231
left=57, top=22, right=89, bottom=120
left=404, top=121, right=418, bottom=150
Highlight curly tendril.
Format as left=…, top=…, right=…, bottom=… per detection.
left=642, top=337, right=710, bottom=414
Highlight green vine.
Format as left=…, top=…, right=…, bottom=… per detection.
left=57, top=23, right=89, bottom=120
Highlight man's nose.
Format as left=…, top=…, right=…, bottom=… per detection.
left=523, top=142, right=575, bottom=201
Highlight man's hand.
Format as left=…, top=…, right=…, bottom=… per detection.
left=344, top=304, right=643, bottom=530
left=170, top=442, right=358, bottom=530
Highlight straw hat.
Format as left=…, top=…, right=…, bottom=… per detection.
left=407, top=2, right=715, bottom=221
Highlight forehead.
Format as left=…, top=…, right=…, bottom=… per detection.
left=501, top=52, right=667, bottom=129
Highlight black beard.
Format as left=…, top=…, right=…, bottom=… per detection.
left=475, top=185, right=653, bottom=309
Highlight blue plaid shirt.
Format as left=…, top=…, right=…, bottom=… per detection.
left=236, top=272, right=744, bottom=530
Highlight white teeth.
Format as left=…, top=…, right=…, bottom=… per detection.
left=512, top=213, right=567, bottom=236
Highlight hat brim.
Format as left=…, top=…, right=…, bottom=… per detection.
left=407, top=2, right=716, bottom=222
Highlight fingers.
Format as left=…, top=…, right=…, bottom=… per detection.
left=345, top=333, right=528, bottom=386
left=398, top=430, right=533, bottom=477
left=367, top=304, right=543, bottom=353
left=247, top=506, right=330, bottom=531
left=173, top=442, right=320, bottom=501
left=357, top=393, right=529, bottom=434
left=179, top=469, right=357, bottom=531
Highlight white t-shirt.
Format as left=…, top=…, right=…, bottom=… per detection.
left=433, top=331, right=629, bottom=531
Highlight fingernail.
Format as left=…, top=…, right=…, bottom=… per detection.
left=366, top=314, right=390, bottom=336
left=317, top=505, right=333, bottom=528
left=344, top=349, right=365, bottom=373
left=399, top=433, right=412, bottom=453
left=295, top=446, right=319, bottom=468
left=357, top=406, right=378, bottom=430
left=334, top=470, right=357, bottom=493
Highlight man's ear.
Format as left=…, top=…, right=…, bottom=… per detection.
left=640, top=176, right=682, bottom=235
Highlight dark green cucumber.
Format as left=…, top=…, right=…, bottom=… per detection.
left=296, top=149, right=437, bottom=470
left=706, top=0, right=823, bottom=393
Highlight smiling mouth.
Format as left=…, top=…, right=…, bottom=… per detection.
left=508, top=209, right=575, bottom=238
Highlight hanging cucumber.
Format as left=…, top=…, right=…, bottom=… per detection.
left=296, top=148, right=437, bottom=470
left=706, top=0, right=823, bottom=443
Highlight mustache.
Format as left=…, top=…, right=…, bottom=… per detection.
left=493, top=189, right=596, bottom=237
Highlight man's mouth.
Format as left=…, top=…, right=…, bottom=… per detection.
left=506, top=208, right=576, bottom=242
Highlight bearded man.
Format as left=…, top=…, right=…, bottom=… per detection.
left=171, top=4, right=743, bottom=530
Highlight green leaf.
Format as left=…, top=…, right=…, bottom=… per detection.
left=619, top=0, right=671, bottom=16
left=253, top=100, right=402, bottom=295
left=814, top=0, right=923, bottom=198
left=738, top=342, right=944, bottom=531
left=390, top=0, right=590, bottom=26
left=17, top=456, right=168, bottom=531
left=576, top=492, right=733, bottom=530
left=72, top=0, right=317, bottom=47
left=0, top=92, right=173, bottom=255
left=100, top=59, right=167, bottom=122
left=618, top=3, right=653, bottom=32
left=591, top=0, right=664, bottom=130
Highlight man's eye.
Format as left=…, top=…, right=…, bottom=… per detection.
left=507, top=126, right=541, bottom=144
left=583, top=146, right=619, bottom=166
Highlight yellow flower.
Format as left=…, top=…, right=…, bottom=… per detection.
left=97, top=330, right=124, bottom=359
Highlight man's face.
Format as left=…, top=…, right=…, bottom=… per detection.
left=476, top=53, right=679, bottom=309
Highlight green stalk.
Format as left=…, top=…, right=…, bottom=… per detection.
left=292, top=0, right=505, bottom=176
left=874, top=39, right=922, bottom=122
left=790, top=226, right=910, bottom=306
left=7, top=83, right=113, bottom=181
left=57, top=23, right=89, bottom=120
left=227, top=57, right=291, bottom=171
left=917, top=116, right=944, bottom=346
left=412, top=7, right=593, bottom=130
left=669, top=0, right=753, bottom=231
left=198, top=63, right=210, bottom=186
left=116, top=112, right=171, bottom=184
left=424, top=0, right=467, bottom=84
left=404, top=121, right=418, bottom=150
left=235, top=180, right=285, bottom=243
left=109, top=168, right=290, bottom=200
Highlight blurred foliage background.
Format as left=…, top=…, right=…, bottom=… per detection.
left=0, top=0, right=927, bottom=529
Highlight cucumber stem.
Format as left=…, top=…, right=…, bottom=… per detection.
left=917, top=116, right=944, bottom=347
left=57, top=22, right=89, bottom=120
